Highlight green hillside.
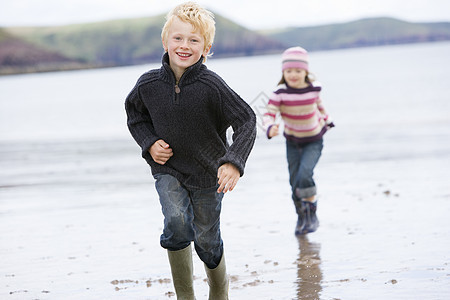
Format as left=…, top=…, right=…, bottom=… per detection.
left=261, top=17, right=450, bottom=50
left=1, top=16, right=449, bottom=75
left=0, top=28, right=89, bottom=74
left=3, top=13, right=284, bottom=73
left=6, top=15, right=171, bottom=65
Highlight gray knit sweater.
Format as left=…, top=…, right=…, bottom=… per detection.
left=125, top=54, right=256, bottom=190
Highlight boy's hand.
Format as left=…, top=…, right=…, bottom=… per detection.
left=149, top=139, right=173, bottom=165
left=268, top=124, right=279, bottom=138
left=217, top=163, right=240, bottom=194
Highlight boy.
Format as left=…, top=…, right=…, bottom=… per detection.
left=125, top=2, right=256, bottom=299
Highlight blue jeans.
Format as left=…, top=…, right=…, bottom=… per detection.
left=154, top=173, right=224, bottom=269
left=286, top=138, right=323, bottom=201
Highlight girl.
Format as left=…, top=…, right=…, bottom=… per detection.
left=264, top=46, right=334, bottom=235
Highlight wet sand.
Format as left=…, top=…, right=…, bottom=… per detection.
left=1, top=128, right=449, bottom=299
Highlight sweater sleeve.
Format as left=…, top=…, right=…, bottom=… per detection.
left=316, top=93, right=334, bottom=126
left=263, top=90, right=281, bottom=139
left=216, top=81, right=256, bottom=177
left=312, top=82, right=334, bottom=126
left=124, top=78, right=160, bottom=161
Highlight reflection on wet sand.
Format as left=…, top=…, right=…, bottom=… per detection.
left=296, top=236, right=322, bottom=299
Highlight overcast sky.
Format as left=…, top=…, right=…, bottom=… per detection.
left=1, top=0, right=449, bottom=29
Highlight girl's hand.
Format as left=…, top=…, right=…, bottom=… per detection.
left=217, top=163, right=240, bottom=194
left=268, top=124, right=279, bottom=138
left=149, top=139, right=173, bottom=165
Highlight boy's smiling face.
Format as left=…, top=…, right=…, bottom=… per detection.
left=163, top=17, right=210, bottom=80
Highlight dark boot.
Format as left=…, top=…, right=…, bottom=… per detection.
left=302, top=201, right=319, bottom=234
left=293, top=199, right=306, bottom=236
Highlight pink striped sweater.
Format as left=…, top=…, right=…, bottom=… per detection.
left=263, top=83, right=332, bottom=143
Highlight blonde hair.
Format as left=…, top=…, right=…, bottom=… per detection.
left=161, top=2, right=215, bottom=61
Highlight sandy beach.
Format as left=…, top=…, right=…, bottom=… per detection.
left=1, top=42, right=450, bottom=299
left=1, top=129, right=449, bottom=299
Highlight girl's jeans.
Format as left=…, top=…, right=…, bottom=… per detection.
left=286, top=138, right=323, bottom=201
left=154, top=173, right=224, bottom=269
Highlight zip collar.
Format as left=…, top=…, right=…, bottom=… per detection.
left=160, top=52, right=205, bottom=86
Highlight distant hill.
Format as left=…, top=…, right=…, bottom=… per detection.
left=0, top=28, right=90, bottom=74
left=5, top=15, right=170, bottom=67
left=1, top=13, right=284, bottom=75
left=260, top=17, right=450, bottom=50
left=1, top=16, right=449, bottom=75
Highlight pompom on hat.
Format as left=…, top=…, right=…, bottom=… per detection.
left=282, top=46, right=309, bottom=71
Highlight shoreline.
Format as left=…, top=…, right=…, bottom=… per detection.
left=2, top=41, right=449, bottom=76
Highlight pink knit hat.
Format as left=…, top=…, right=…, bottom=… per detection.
left=282, top=46, right=309, bottom=71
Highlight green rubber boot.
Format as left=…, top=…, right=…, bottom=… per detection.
left=204, top=254, right=229, bottom=300
left=167, top=245, right=196, bottom=300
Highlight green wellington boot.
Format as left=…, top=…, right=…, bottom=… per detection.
left=204, top=254, right=229, bottom=300
left=167, top=245, right=196, bottom=300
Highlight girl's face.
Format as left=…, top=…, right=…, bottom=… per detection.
left=283, top=68, right=308, bottom=89
left=163, top=17, right=210, bottom=80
